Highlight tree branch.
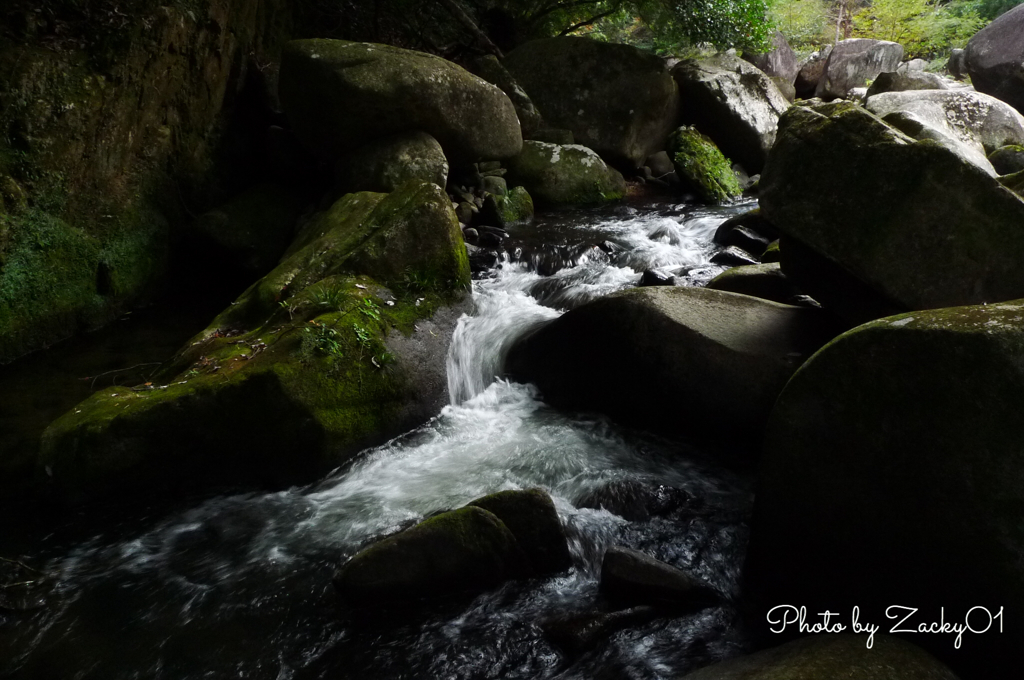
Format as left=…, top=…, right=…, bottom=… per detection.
left=436, top=0, right=504, bottom=57
left=556, top=4, right=621, bottom=36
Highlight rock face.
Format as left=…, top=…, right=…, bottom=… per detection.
left=865, top=89, right=1024, bottom=175
left=667, top=127, right=742, bottom=203
left=680, top=635, right=959, bottom=680
left=814, top=39, right=904, bottom=100
left=505, top=287, right=837, bottom=443
left=795, top=46, right=832, bottom=98
left=334, top=131, right=449, bottom=194
left=760, top=101, right=1024, bottom=313
left=504, top=37, right=680, bottom=168
left=279, top=40, right=522, bottom=165
left=746, top=301, right=1024, bottom=676
left=600, top=547, right=720, bottom=609
left=965, top=4, right=1024, bottom=114
left=673, top=54, right=790, bottom=173
left=40, top=182, right=471, bottom=503
left=471, top=54, right=545, bottom=136
left=747, top=31, right=799, bottom=85
left=864, top=70, right=949, bottom=96
left=505, top=141, right=626, bottom=208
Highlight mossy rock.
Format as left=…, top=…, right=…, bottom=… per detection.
left=706, top=262, right=802, bottom=304
left=761, top=240, right=781, bottom=262
left=334, top=130, right=449, bottom=195
left=999, top=168, right=1024, bottom=197
left=667, top=126, right=742, bottom=204
left=746, top=299, right=1024, bottom=675
left=989, top=144, right=1024, bottom=175
left=279, top=40, right=522, bottom=165
left=505, top=141, right=625, bottom=208
left=333, top=506, right=530, bottom=605
left=468, top=488, right=571, bottom=575
left=480, top=186, right=534, bottom=227
left=39, top=182, right=471, bottom=503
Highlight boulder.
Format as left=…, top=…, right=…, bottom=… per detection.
left=471, top=54, right=545, bottom=136
left=747, top=31, right=800, bottom=85
left=334, top=506, right=528, bottom=605
left=989, top=144, right=1024, bottom=174
left=599, top=547, right=720, bottom=609
left=713, top=208, right=779, bottom=244
left=480, top=186, right=534, bottom=227
left=899, top=58, right=929, bottom=72
left=814, top=39, right=904, bottom=100
left=965, top=4, right=1024, bottom=114
left=334, top=131, right=449, bottom=195
left=864, top=70, right=950, bottom=97
left=468, top=488, right=572, bottom=575
left=504, top=37, right=680, bottom=168
left=947, top=48, right=967, bottom=80
left=39, top=182, right=471, bottom=503
left=795, top=46, right=832, bottom=98
left=865, top=89, right=1024, bottom=175
left=543, top=606, right=661, bottom=656
left=576, top=480, right=695, bottom=522
left=279, top=40, right=522, bottom=165
left=746, top=300, right=1024, bottom=676
left=707, top=263, right=802, bottom=305
left=679, top=635, right=959, bottom=680
left=760, top=101, right=1024, bottom=313
left=505, top=287, right=837, bottom=443
left=505, top=141, right=626, bottom=208
left=672, top=54, right=791, bottom=173
left=718, top=226, right=769, bottom=256
left=710, top=246, right=759, bottom=267
left=667, top=127, right=742, bottom=203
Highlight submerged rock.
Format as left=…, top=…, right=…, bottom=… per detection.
left=965, top=4, right=1024, bottom=115
left=576, top=480, right=696, bottom=522
left=279, top=40, right=522, bottom=165
left=667, top=126, right=742, bottom=203
left=505, top=141, right=625, bottom=208
left=814, top=38, right=904, bottom=100
left=600, top=547, right=720, bottom=609
left=334, top=131, right=449, bottom=195
left=542, top=606, right=661, bottom=656
left=504, top=37, right=680, bottom=168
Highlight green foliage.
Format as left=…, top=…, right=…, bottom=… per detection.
left=976, top=0, right=1022, bottom=19
left=301, top=320, right=345, bottom=363
left=851, top=0, right=985, bottom=57
left=769, top=0, right=832, bottom=50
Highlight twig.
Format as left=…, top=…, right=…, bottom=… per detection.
left=0, top=555, right=43, bottom=575
left=81, top=362, right=162, bottom=390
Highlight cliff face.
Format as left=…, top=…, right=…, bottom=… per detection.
left=0, top=0, right=290, bottom=363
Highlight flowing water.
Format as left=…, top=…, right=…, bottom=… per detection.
left=1, top=199, right=759, bottom=680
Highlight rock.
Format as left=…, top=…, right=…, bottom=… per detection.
left=480, top=175, right=507, bottom=197
left=526, top=128, right=575, bottom=145
left=865, top=70, right=949, bottom=97
left=504, top=37, right=680, bottom=168
left=480, top=186, right=534, bottom=227
left=471, top=54, right=545, bottom=135
left=761, top=240, right=780, bottom=263
left=505, top=141, right=626, bottom=208
left=1000, top=168, right=1024, bottom=196
left=667, top=127, right=742, bottom=203
left=39, top=182, right=471, bottom=503
left=672, top=54, right=791, bottom=173
left=719, top=226, right=769, bottom=256
left=747, top=31, right=799, bottom=85
left=989, top=144, right=1024, bottom=175
left=646, top=151, right=675, bottom=177
left=542, top=606, right=661, bottom=656
left=900, top=58, right=929, bottom=72
left=639, top=269, right=675, bottom=287
left=192, top=182, right=306, bottom=274
left=814, top=39, right=904, bottom=100
left=466, top=243, right=498, bottom=272
left=965, top=4, right=1024, bottom=114
left=713, top=208, right=779, bottom=244
left=706, top=263, right=802, bottom=305
left=505, top=287, right=837, bottom=442
left=455, top=201, right=475, bottom=225
left=746, top=300, right=1024, bottom=676
left=760, top=101, right=1024, bottom=313
left=599, top=547, right=719, bottom=609
left=865, top=89, right=1024, bottom=175
left=334, top=506, right=528, bottom=605
left=279, top=40, right=522, bottom=165
left=679, top=635, right=960, bottom=680
left=576, top=480, right=696, bottom=522
left=770, top=77, right=796, bottom=103
left=794, top=46, right=832, bottom=99
left=468, top=488, right=572, bottom=575
left=947, top=48, right=967, bottom=80
left=334, top=131, right=449, bottom=195
left=710, top=246, right=758, bottom=266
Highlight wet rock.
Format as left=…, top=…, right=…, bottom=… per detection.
left=965, top=4, right=1024, bottom=115
left=865, top=70, right=950, bottom=97
left=679, top=635, right=959, bottom=680
left=505, top=141, right=626, bottom=208
left=471, top=54, right=546, bottom=136
left=462, top=227, right=479, bottom=244
left=599, top=547, right=720, bottom=609
left=334, top=131, right=449, bottom=194
left=815, top=39, right=903, bottom=100
left=746, top=31, right=799, bottom=86
left=466, top=243, right=499, bottom=272
left=667, top=127, right=742, bottom=203
left=279, top=40, right=522, bottom=165
left=506, top=287, right=838, bottom=442
left=478, top=231, right=503, bottom=248
left=713, top=208, right=779, bottom=244
left=989, top=144, right=1024, bottom=175
left=710, top=246, right=758, bottom=267
left=794, top=46, right=832, bottom=99
left=505, top=37, right=680, bottom=168
left=542, top=606, right=661, bottom=655
left=480, top=186, right=534, bottom=226
left=455, top=201, right=475, bottom=225
left=480, top=175, right=507, bottom=196
left=527, top=128, right=575, bottom=145
left=707, top=263, right=802, bottom=305
left=673, top=54, right=790, bottom=173
left=746, top=300, right=1024, bottom=676
left=334, top=506, right=529, bottom=605
left=719, top=226, right=769, bottom=257
left=468, top=488, right=572, bottom=575
left=639, top=269, right=676, bottom=287
left=646, top=150, right=675, bottom=177
left=576, top=480, right=696, bottom=521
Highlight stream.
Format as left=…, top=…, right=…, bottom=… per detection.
left=1, top=198, right=759, bottom=680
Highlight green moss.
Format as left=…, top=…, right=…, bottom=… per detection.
left=483, top=186, right=535, bottom=227
left=667, top=126, right=742, bottom=203
left=505, top=141, right=626, bottom=208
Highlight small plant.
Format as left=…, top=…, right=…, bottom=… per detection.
left=308, top=281, right=350, bottom=310
left=400, top=268, right=435, bottom=294
left=278, top=298, right=297, bottom=320
left=359, top=297, right=382, bottom=322
left=301, top=321, right=344, bottom=363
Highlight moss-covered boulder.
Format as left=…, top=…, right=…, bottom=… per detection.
left=480, top=186, right=534, bottom=227
left=760, top=101, right=1024, bottom=315
left=681, top=635, right=959, bottom=680
left=504, top=37, right=679, bottom=169
left=707, top=263, right=802, bottom=304
left=505, top=287, right=838, bottom=444
left=39, top=182, right=470, bottom=503
left=334, top=131, right=449, bottom=195
left=505, top=141, right=625, bottom=208
left=279, top=40, right=522, bottom=165
left=334, top=506, right=529, bottom=606
left=745, top=300, right=1024, bottom=675
left=468, top=488, right=571, bottom=575
left=667, top=127, right=742, bottom=203
left=672, top=54, right=791, bottom=174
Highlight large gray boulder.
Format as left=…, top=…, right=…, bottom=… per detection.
left=794, top=46, right=831, bottom=98
left=673, top=54, right=790, bottom=173
left=865, top=89, right=1024, bottom=175
left=746, top=31, right=799, bottom=85
left=814, top=38, right=904, bottom=100
left=760, top=101, right=1024, bottom=314
left=864, top=70, right=950, bottom=96
left=680, top=635, right=959, bottom=680
left=334, top=131, right=449, bottom=194
left=279, top=40, right=522, bottom=165
left=965, top=4, right=1024, bottom=114
left=505, top=141, right=626, bottom=208
left=505, top=286, right=837, bottom=443
left=504, top=37, right=680, bottom=169
left=745, top=300, right=1024, bottom=676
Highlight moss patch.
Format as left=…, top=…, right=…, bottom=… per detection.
left=667, top=126, right=742, bottom=204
